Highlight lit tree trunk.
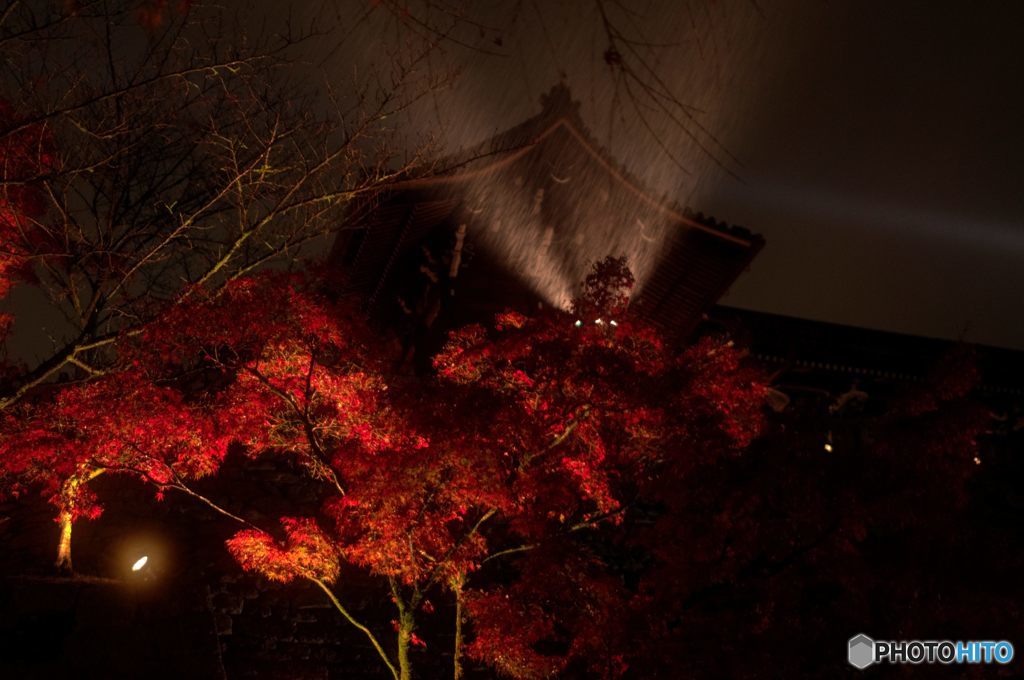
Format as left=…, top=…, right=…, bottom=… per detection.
left=54, top=467, right=104, bottom=573
left=55, top=508, right=75, bottom=573
left=453, top=575, right=466, bottom=680
left=388, top=578, right=415, bottom=680
left=397, top=611, right=414, bottom=680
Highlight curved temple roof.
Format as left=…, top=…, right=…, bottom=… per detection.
left=333, top=83, right=763, bottom=343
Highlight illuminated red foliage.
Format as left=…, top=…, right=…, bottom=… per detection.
left=0, top=249, right=1000, bottom=678
left=0, top=371, right=229, bottom=518
left=227, top=517, right=341, bottom=584
left=0, top=257, right=799, bottom=677
left=463, top=588, right=565, bottom=679
left=464, top=549, right=633, bottom=679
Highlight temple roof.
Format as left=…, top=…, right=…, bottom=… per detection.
left=384, top=82, right=761, bottom=246
left=334, top=83, right=763, bottom=342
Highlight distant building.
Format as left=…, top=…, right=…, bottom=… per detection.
left=709, top=306, right=1024, bottom=401
left=703, top=305, right=1024, bottom=459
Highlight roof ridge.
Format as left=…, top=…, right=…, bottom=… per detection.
left=403, top=83, right=761, bottom=246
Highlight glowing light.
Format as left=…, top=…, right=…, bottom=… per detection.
left=132, top=555, right=149, bottom=571
left=823, top=443, right=833, bottom=453
left=574, top=320, right=582, bottom=327
left=609, top=319, right=618, bottom=327
left=973, top=456, right=981, bottom=465
left=594, top=318, right=604, bottom=325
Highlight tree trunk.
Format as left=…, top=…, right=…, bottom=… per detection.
left=54, top=467, right=104, bottom=574
left=453, top=578, right=465, bottom=680
left=397, top=612, right=414, bottom=680
left=55, top=509, right=74, bottom=573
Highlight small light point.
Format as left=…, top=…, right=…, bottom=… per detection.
left=574, top=320, right=582, bottom=327
left=823, top=443, right=833, bottom=453
left=132, top=555, right=149, bottom=571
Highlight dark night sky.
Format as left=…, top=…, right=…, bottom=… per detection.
left=699, top=2, right=1024, bottom=351
left=307, top=0, right=1024, bottom=349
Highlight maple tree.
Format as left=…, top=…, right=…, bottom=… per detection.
left=0, top=256, right=772, bottom=678
left=0, top=0, right=439, bottom=562
left=0, top=0, right=448, bottom=579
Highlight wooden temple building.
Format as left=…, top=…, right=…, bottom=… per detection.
left=331, top=84, right=763, bottom=363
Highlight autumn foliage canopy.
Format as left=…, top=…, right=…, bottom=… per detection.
left=0, top=253, right=777, bottom=677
